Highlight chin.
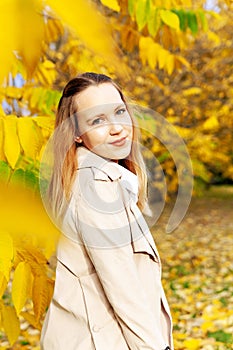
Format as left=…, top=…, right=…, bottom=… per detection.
left=108, top=146, right=131, bottom=160
left=95, top=144, right=131, bottom=161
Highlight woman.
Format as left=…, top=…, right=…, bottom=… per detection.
left=40, top=72, right=173, bottom=350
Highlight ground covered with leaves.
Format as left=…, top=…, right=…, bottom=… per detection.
left=1, top=186, right=232, bottom=349
left=154, top=186, right=233, bottom=350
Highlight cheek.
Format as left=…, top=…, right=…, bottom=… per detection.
left=81, top=127, right=108, bottom=148
left=123, top=114, right=133, bottom=134
left=125, top=123, right=133, bottom=138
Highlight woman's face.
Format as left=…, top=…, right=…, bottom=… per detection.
left=75, top=83, right=133, bottom=161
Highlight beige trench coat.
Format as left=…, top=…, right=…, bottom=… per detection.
left=40, top=146, right=173, bottom=350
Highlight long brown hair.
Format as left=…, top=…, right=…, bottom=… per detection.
left=48, top=72, right=148, bottom=220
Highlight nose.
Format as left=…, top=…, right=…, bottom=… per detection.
left=109, top=121, right=124, bottom=135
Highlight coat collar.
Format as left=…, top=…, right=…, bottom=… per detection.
left=76, top=146, right=138, bottom=199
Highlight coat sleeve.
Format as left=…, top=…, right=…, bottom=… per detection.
left=74, top=176, right=168, bottom=350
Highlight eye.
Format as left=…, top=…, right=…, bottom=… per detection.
left=116, top=107, right=126, bottom=116
left=92, top=116, right=105, bottom=125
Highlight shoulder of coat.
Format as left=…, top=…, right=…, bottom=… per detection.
left=92, top=163, right=122, bottom=181
left=76, top=163, right=122, bottom=182
left=76, top=147, right=122, bottom=182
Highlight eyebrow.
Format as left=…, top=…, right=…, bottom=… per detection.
left=85, top=103, right=125, bottom=123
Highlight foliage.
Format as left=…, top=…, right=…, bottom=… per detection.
left=154, top=190, right=233, bottom=350
left=99, top=0, right=216, bottom=75
left=101, top=0, right=233, bottom=194
left=0, top=184, right=59, bottom=346
left=0, top=0, right=232, bottom=347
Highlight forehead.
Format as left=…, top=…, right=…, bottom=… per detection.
left=74, top=83, right=123, bottom=112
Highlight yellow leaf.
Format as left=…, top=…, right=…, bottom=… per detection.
left=0, top=1, right=17, bottom=83
left=12, top=261, right=32, bottom=316
left=183, top=339, right=201, bottom=350
left=43, top=60, right=55, bottom=70
left=160, top=9, right=180, bottom=31
left=148, top=43, right=158, bottom=69
left=207, top=31, right=221, bottom=45
left=0, top=0, right=45, bottom=82
left=32, top=274, right=49, bottom=322
left=148, top=73, right=164, bottom=90
left=47, top=278, right=55, bottom=305
left=20, top=311, right=41, bottom=330
left=201, top=320, right=214, bottom=332
left=44, top=237, right=57, bottom=260
left=29, top=87, right=43, bottom=110
left=46, top=0, right=117, bottom=64
left=0, top=272, right=7, bottom=298
left=15, top=0, right=45, bottom=76
left=175, top=55, right=190, bottom=68
left=0, top=104, right=6, bottom=117
left=3, top=116, right=21, bottom=169
left=148, top=6, right=160, bottom=37
left=17, top=244, right=48, bottom=273
left=0, top=118, right=6, bottom=161
left=174, top=125, right=192, bottom=138
left=100, top=0, right=120, bottom=12
left=5, top=87, right=23, bottom=99
left=17, top=118, right=34, bottom=159
left=0, top=232, right=14, bottom=281
left=165, top=54, right=174, bottom=75
left=139, top=36, right=149, bottom=65
left=174, top=332, right=187, bottom=340
left=1, top=305, right=20, bottom=346
left=17, top=117, right=41, bottom=160
left=158, top=47, right=168, bottom=69
left=35, top=62, right=57, bottom=87
left=183, top=87, right=202, bottom=96
left=192, top=159, right=212, bottom=182
left=203, top=115, right=219, bottom=131
left=0, top=184, right=59, bottom=261
left=34, top=116, right=55, bottom=134
left=45, top=17, right=64, bottom=43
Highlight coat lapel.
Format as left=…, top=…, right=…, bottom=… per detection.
left=129, top=203, right=161, bottom=263
left=76, top=146, right=160, bottom=264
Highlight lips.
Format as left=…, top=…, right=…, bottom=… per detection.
left=110, top=136, right=127, bottom=146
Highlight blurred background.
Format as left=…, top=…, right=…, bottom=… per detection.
left=0, top=0, right=232, bottom=349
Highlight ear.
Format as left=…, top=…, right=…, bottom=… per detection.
left=75, top=136, right=83, bottom=143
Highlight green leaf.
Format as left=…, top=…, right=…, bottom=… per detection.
left=158, top=151, right=170, bottom=163
left=10, top=168, right=25, bottom=185
left=198, top=10, right=208, bottom=32
left=171, top=9, right=187, bottom=31
left=219, top=297, right=227, bottom=307
left=147, top=7, right=161, bottom=37
left=192, top=159, right=211, bottom=182
left=24, top=169, right=38, bottom=190
left=128, top=0, right=135, bottom=17
left=135, top=0, right=150, bottom=31
left=9, top=168, right=38, bottom=190
left=0, top=161, right=11, bottom=183
left=187, top=11, right=198, bottom=34
left=207, top=330, right=233, bottom=344
left=43, top=90, right=54, bottom=114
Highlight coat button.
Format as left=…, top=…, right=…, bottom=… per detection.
left=92, top=325, right=100, bottom=332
